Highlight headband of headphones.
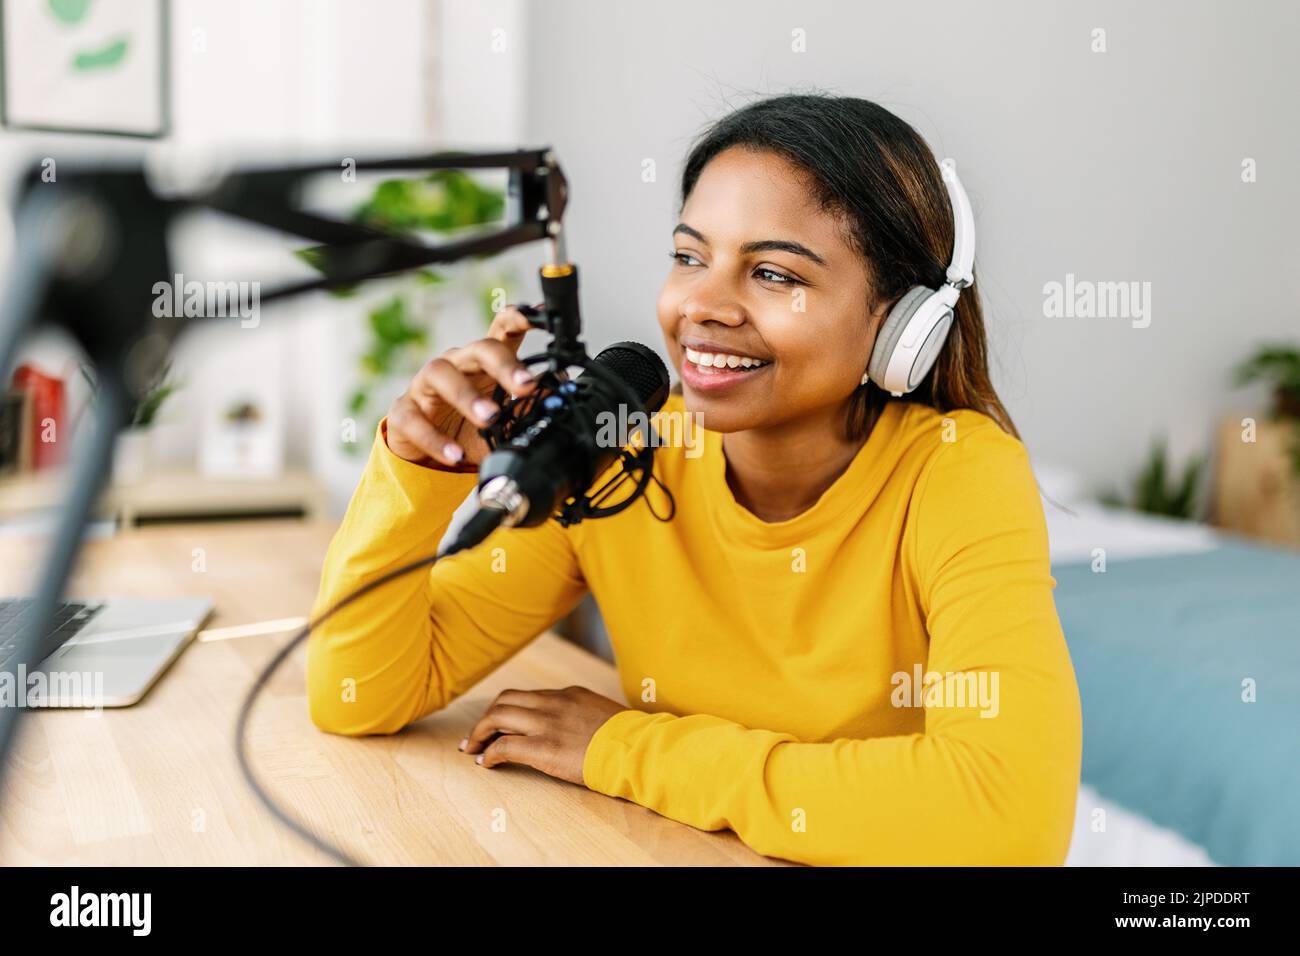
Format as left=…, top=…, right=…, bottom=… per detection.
left=939, top=158, right=975, bottom=292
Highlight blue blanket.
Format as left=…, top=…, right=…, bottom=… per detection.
left=1052, top=541, right=1300, bottom=866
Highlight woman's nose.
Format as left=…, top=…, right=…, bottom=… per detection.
left=681, top=289, right=745, bottom=326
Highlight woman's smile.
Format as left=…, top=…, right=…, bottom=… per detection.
left=680, top=338, right=774, bottom=391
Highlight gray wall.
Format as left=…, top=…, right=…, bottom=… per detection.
left=523, top=0, right=1299, bottom=494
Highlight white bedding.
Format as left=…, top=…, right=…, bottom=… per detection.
left=1035, top=462, right=1221, bottom=866
left=1065, top=785, right=1215, bottom=867
left=1044, top=500, right=1221, bottom=566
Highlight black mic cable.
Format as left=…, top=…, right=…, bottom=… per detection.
left=234, top=342, right=670, bottom=866
left=234, top=520, right=495, bottom=867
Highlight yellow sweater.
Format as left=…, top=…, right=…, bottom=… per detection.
left=308, top=393, right=1082, bottom=866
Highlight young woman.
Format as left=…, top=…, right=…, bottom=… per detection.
left=308, top=94, right=1083, bottom=866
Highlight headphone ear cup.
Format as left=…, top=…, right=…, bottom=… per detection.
left=907, top=310, right=953, bottom=390
left=867, top=285, right=932, bottom=387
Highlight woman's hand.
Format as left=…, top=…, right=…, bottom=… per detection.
left=459, top=686, right=629, bottom=786
left=384, top=305, right=542, bottom=468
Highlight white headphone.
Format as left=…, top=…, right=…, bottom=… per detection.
left=863, top=158, right=975, bottom=396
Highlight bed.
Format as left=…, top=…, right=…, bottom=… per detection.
left=1036, top=466, right=1300, bottom=866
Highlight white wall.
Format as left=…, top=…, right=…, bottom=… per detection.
left=521, top=0, right=1300, bottom=494
left=10, top=0, right=1291, bottom=507
left=167, top=0, right=534, bottom=514
left=167, top=0, right=436, bottom=511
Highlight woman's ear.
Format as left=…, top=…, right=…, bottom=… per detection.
left=866, top=294, right=894, bottom=341
left=859, top=298, right=891, bottom=387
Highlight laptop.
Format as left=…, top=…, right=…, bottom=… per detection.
left=0, top=596, right=213, bottom=707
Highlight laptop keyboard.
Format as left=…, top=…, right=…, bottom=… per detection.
left=0, top=599, right=105, bottom=670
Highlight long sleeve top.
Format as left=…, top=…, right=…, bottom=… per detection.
left=307, top=392, right=1083, bottom=865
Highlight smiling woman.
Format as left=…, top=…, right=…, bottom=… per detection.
left=662, top=150, right=869, bottom=441
left=307, top=93, right=1083, bottom=866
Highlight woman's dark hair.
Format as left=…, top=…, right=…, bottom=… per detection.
left=673, top=93, right=1018, bottom=442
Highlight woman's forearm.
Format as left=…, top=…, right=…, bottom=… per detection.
left=584, top=702, right=1079, bottom=866
left=307, top=419, right=480, bottom=736
left=308, top=417, right=590, bottom=737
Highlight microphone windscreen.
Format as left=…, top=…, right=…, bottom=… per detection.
left=590, top=341, right=670, bottom=413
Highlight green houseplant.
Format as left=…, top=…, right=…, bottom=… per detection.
left=297, top=170, right=515, bottom=454
left=1233, top=343, right=1300, bottom=476
left=80, top=360, right=182, bottom=429
left=80, top=361, right=183, bottom=484
left=1100, top=437, right=1204, bottom=520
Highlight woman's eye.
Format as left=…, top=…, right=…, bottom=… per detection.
left=754, top=266, right=800, bottom=285
left=669, top=251, right=702, bottom=267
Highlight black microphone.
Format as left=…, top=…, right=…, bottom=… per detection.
left=439, top=341, right=670, bottom=557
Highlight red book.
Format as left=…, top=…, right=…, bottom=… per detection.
left=11, top=364, right=66, bottom=470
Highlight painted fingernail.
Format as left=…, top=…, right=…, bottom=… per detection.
left=443, top=443, right=463, bottom=463
left=458, top=738, right=467, bottom=751
left=513, top=368, right=534, bottom=386
left=475, top=754, right=485, bottom=765
left=473, top=398, right=499, bottom=424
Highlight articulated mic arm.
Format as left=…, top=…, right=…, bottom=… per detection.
left=0, top=144, right=581, bottom=801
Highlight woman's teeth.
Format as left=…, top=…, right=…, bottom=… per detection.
left=684, top=347, right=771, bottom=370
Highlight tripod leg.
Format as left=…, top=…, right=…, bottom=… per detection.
left=0, top=369, right=129, bottom=786
left=0, top=190, right=66, bottom=383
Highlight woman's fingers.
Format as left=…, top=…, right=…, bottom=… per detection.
left=460, top=334, right=539, bottom=395
left=385, top=304, right=543, bottom=467
left=422, top=355, right=501, bottom=428
left=418, top=340, right=536, bottom=425
left=457, top=686, right=602, bottom=785
left=477, top=734, right=558, bottom=772
left=459, top=689, right=552, bottom=754
left=488, top=303, right=540, bottom=346
left=486, top=305, right=543, bottom=397
left=461, top=703, right=543, bottom=754
left=385, top=394, right=465, bottom=466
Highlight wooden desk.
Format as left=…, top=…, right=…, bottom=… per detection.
left=0, top=521, right=777, bottom=865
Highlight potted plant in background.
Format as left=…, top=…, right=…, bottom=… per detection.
left=1212, top=341, right=1300, bottom=547
left=197, top=396, right=283, bottom=480
left=297, top=169, right=516, bottom=455
left=1233, top=343, right=1300, bottom=475
left=1100, top=436, right=1204, bottom=520
left=81, top=362, right=182, bottom=485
